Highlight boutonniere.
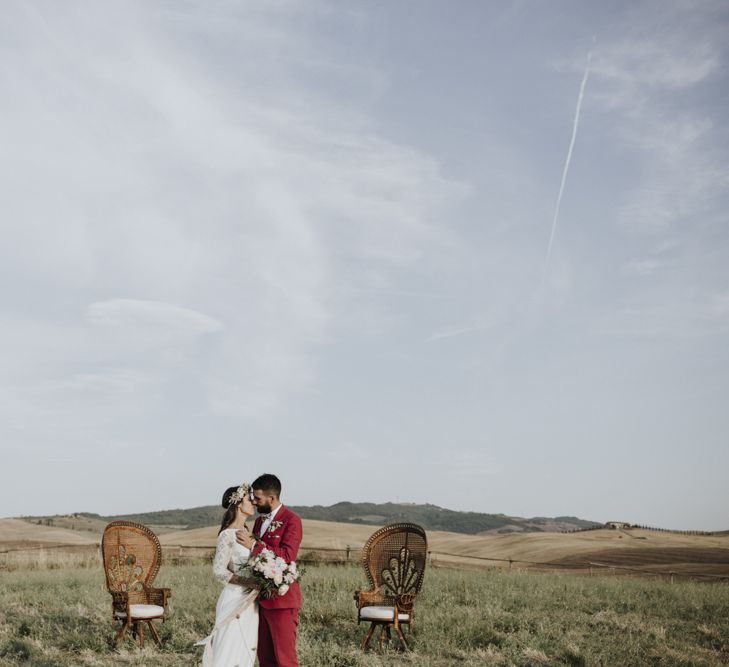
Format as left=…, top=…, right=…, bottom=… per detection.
left=268, top=520, right=284, bottom=532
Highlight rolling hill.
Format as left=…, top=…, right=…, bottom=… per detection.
left=18, top=502, right=600, bottom=535
left=4, top=515, right=728, bottom=579
left=0, top=518, right=99, bottom=548
left=157, top=520, right=729, bottom=570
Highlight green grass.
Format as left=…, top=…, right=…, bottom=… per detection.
left=0, top=563, right=727, bottom=666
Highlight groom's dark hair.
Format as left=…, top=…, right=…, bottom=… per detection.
left=252, top=473, right=281, bottom=497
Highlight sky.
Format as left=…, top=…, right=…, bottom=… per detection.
left=1, top=1, right=728, bottom=530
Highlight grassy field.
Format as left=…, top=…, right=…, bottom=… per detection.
left=0, top=560, right=728, bottom=666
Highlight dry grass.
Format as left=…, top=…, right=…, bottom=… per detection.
left=0, top=547, right=99, bottom=572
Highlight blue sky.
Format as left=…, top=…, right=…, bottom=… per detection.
left=1, top=1, right=728, bottom=530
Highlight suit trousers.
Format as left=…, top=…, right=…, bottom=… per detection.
left=258, top=607, right=299, bottom=667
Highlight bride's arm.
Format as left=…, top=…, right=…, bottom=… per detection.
left=212, top=531, right=260, bottom=588
left=212, top=531, right=235, bottom=584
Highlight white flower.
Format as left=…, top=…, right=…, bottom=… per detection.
left=288, top=562, right=297, bottom=574
left=278, top=584, right=289, bottom=596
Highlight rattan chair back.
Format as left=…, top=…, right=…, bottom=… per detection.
left=102, top=521, right=162, bottom=605
left=362, top=522, right=427, bottom=605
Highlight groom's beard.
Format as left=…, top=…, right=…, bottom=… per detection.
left=257, top=504, right=272, bottom=514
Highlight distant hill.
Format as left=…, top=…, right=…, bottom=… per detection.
left=21, top=502, right=600, bottom=535
left=287, top=502, right=599, bottom=534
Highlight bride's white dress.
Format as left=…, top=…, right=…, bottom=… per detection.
left=197, top=528, right=259, bottom=667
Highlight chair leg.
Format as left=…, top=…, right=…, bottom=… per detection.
left=378, top=626, right=386, bottom=651
left=362, top=622, right=376, bottom=650
left=135, top=621, right=145, bottom=647
left=395, top=625, right=410, bottom=651
left=114, top=620, right=130, bottom=647
left=147, top=621, right=162, bottom=646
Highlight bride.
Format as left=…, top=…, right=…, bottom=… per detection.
left=197, top=483, right=260, bottom=667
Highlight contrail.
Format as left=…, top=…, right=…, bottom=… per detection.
left=542, top=49, right=593, bottom=285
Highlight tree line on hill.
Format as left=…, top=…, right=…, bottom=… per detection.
left=61, top=501, right=600, bottom=535
left=567, top=523, right=719, bottom=536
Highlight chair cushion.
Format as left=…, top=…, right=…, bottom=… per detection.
left=360, top=605, right=410, bottom=622
left=114, top=604, right=165, bottom=620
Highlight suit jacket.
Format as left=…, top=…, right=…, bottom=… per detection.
left=251, top=505, right=303, bottom=609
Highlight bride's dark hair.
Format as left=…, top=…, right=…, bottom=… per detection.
left=219, top=486, right=240, bottom=535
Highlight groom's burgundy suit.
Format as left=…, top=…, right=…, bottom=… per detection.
left=251, top=505, right=302, bottom=667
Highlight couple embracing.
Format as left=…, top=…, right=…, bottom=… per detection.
left=198, top=473, right=302, bottom=667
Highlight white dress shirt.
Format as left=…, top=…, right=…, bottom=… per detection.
left=258, top=503, right=283, bottom=538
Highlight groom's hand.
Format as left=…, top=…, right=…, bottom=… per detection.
left=236, top=527, right=255, bottom=549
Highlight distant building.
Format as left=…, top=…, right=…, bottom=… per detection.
left=605, top=521, right=632, bottom=530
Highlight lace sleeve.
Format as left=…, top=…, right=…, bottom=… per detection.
left=212, top=530, right=234, bottom=584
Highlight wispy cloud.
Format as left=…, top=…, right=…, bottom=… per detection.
left=619, top=259, right=663, bottom=277
left=86, top=299, right=222, bottom=335
left=424, top=322, right=494, bottom=343
left=710, top=290, right=729, bottom=321
left=330, top=441, right=368, bottom=462
left=590, top=29, right=726, bottom=238
left=591, top=40, right=718, bottom=101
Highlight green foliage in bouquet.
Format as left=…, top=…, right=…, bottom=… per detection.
left=237, top=548, right=302, bottom=599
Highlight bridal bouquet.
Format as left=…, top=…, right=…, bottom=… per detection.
left=237, top=548, right=301, bottom=598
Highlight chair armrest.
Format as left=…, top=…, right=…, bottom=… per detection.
left=354, top=589, right=384, bottom=608
left=143, top=585, right=172, bottom=609
left=395, top=592, right=416, bottom=613
left=110, top=590, right=130, bottom=615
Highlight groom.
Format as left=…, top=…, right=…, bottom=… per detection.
left=237, top=473, right=302, bottom=667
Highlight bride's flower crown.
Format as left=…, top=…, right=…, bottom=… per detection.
left=228, top=483, right=251, bottom=507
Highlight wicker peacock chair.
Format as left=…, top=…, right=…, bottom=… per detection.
left=354, top=522, right=427, bottom=651
left=101, top=521, right=171, bottom=647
